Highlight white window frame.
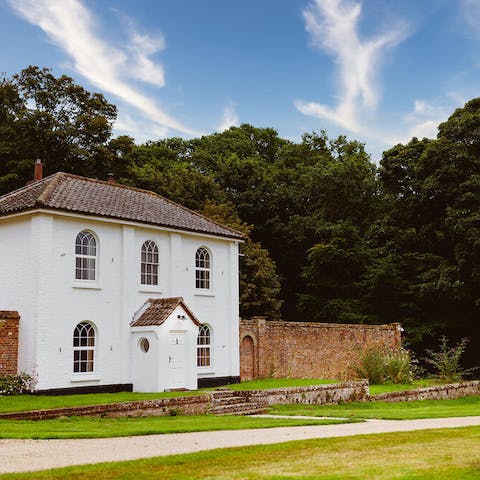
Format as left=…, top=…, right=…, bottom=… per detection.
left=195, top=247, right=212, bottom=290
left=75, top=230, right=98, bottom=282
left=73, top=322, right=96, bottom=374
left=197, top=324, right=212, bottom=368
left=141, top=240, right=159, bottom=286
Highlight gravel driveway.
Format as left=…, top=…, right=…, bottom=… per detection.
left=1, top=416, right=479, bottom=474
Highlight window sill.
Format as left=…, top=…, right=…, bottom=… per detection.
left=70, top=374, right=100, bottom=382
left=194, top=290, right=216, bottom=297
left=139, top=286, right=163, bottom=294
left=72, top=282, right=101, bottom=290
left=197, top=369, right=215, bottom=376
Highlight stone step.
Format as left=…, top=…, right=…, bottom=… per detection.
left=209, top=402, right=268, bottom=415
left=210, top=396, right=246, bottom=406
left=210, top=390, right=246, bottom=399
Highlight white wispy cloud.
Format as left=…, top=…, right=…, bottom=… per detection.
left=8, top=0, right=197, bottom=138
left=218, top=103, right=239, bottom=132
left=295, top=0, right=409, bottom=135
left=387, top=99, right=452, bottom=145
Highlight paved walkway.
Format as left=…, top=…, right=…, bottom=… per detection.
left=1, top=416, right=480, bottom=474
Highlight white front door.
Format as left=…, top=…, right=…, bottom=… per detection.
left=168, top=331, right=187, bottom=389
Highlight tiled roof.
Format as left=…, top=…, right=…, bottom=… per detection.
left=131, top=297, right=201, bottom=327
left=0, top=173, right=244, bottom=240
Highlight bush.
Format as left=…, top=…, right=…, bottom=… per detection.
left=0, top=372, right=33, bottom=395
left=384, top=348, right=414, bottom=384
left=355, top=347, right=415, bottom=384
left=424, top=337, right=477, bottom=383
left=354, top=348, right=387, bottom=384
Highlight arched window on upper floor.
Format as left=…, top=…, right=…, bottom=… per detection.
left=195, top=247, right=211, bottom=289
left=75, top=230, right=97, bottom=281
left=141, top=240, right=159, bottom=285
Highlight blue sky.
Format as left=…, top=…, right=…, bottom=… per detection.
left=1, top=0, right=480, bottom=161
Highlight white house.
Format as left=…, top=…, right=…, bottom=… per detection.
left=0, top=163, right=243, bottom=393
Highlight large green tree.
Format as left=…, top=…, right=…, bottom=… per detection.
left=374, top=99, right=480, bottom=359
left=0, top=66, right=117, bottom=193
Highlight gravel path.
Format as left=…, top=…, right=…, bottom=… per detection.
left=1, top=416, right=479, bottom=474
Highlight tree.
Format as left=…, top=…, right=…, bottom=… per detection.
left=375, top=99, right=480, bottom=362
left=200, top=200, right=282, bottom=320
left=0, top=66, right=117, bottom=193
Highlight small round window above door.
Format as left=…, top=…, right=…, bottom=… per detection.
left=139, top=337, right=150, bottom=353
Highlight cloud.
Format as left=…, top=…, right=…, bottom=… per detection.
left=218, top=103, right=239, bottom=132
left=295, top=0, right=409, bottom=135
left=114, top=112, right=168, bottom=143
left=8, top=0, right=197, bottom=138
left=387, top=99, right=449, bottom=145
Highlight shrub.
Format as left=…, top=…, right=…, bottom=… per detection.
left=355, top=347, right=416, bottom=384
left=384, top=348, right=414, bottom=384
left=354, top=348, right=387, bottom=384
left=0, top=372, right=33, bottom=396
left=424, top=336, right=477, bottom=383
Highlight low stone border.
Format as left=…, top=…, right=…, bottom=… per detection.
left=0, top=395, right=211, bottom=420
left=0, top=381, right=368, bottom=420
left=244, top=381, right=369, bottom=405
left=2, top=380, right=477, bottom=420
left=371, top=380, right=480, bottom=403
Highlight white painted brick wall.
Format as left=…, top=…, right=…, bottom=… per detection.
left=0, top=211, right=240, bottom=391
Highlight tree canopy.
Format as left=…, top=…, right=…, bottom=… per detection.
left=2, top=66, right=479, bottom=364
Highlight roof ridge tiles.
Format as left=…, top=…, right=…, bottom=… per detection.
left=37, top=172, right=66, bottom=205
left=0, top=175, right=50, bottom=204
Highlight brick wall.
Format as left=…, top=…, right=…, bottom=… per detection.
left=0, top=311, right=20, bottom=375
left=240, top=317, right=402, bottom=381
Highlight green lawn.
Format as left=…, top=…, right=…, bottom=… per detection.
left=3, top=426, right=480, bottom=479
left=0, top=390, right=204, bottom=414
left=0, top=378, right=454, bottom=415
left=0, top=414, right=357, bottom=439
left=0, top=379, right=336, bottom=414
left=269, top=394, right=480, bottom=420
left=369, top=379, right=443, bottom=395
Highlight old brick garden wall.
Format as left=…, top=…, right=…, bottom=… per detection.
left=0, top=311, right=20, bottom=375
left=240, top=317, right=402, bottom=381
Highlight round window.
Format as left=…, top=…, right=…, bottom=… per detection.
left=139, top=337, right=150, bottom=353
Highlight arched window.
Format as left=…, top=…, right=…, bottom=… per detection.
left=141, top=240, right=159, bottom=285
left=73, top=322, right=95, bottom=373
left=195, top=247, right=211, bottom=289
left=197, top=324, right=211, bottom=367
left=75, top=230, right=97, bottom=280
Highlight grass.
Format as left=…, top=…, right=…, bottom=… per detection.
left=3, top=426, right=480, bottom=479
left=0, top=414, right=356, bottom=439
left=0, top=379, right=336, bottom=414
left=0, top=390, right=205, bottom=414
left=369, top=378, right=442, bottom=395
left=0, top=377, right=458, bottom=414
left=269, top=394, right=480, bottom=420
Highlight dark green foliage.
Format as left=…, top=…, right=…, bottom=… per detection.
left=200, top=200, right=282, bottom=319
left=373, top=99, right=480, bottom=361
left=2, top=66, right=480, bottom=363
left=0, top=66, right=118, bottom=192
